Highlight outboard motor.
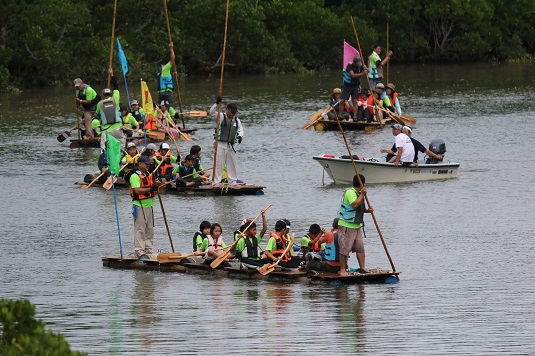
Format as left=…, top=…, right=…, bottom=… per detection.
left=426, top=139, right=446, bottom=164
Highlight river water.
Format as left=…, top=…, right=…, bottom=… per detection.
left=1, top=63, right=535, bottom=355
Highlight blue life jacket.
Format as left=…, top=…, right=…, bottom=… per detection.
left=338, top=190, right=365, bottom=224
left=158, top=72, right=173, bottom=92
left=324, top=232, right=339, bottom=262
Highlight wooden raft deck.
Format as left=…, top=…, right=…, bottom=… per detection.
left=101, top=255, right=399, bottom=285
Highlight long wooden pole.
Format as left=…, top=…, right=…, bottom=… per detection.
left=350, top=16, right=383, bottom=129
left=212, top=0, right=230, bottom=182
left=333, top=101, right=399, bottom=280
left=156, top=190, right=175, bottom=252
left=386, top=21, right=389, bottom=84
left=163, top=0, right=186, bottom=129
left=108, top=0, right=118, bottom=87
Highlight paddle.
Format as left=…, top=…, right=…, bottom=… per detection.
left=57, top=123, right=80, bottom=142
left=374, top=106, right=416, bottom=126
left=103, top=148, right=146, bottom=190
left=257, top=234, right=294, bottom=276
left=156, top=166, right=213, bottom=190
left=157, top=251, right=204, bottom=263
left=155, top=105, right=192, bottom=141
left=151, top=149, right=170, bottom=175
left=300, top=103, right=338, bottom=130
left=212, top=0, right=230, bottom=184
left=210, top=203, right=272, bottom=269
left=183, top=111, right=207, bottom=117
left=81, top=170, right=108, bottom=189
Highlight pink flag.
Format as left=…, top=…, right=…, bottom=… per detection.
left=343, top=41, right=360, bottom=69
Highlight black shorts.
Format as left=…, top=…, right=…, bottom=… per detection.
left=341, top=85, right=359, bottom=100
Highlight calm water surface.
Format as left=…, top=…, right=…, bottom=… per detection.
left=1, top=63, right=535, bottom=355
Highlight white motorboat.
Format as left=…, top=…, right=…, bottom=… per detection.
left=313, top=155, right=460, bottom=184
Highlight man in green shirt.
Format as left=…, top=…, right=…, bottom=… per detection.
left=74, top=78, right=101, bottom=139
left=129, top=155, right=159, bottom=258
left=368, top=43, right=393, bottom=90
left=337, top=174, right=373, bottom=276
left=96, top=68, right=125, bottom=147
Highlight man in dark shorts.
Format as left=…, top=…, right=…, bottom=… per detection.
left=340, top=56, right=368, bottom=119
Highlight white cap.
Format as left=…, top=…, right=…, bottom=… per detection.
left=160, top=142, right=170, bottom=150
left=402, top=125, right=412, bottom=133
left=127, top=142, right=137, bottom=148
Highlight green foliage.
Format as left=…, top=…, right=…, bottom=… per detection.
left=1, top=0, right=534, bottom=91
left=0, top=299, right=86, bottom=355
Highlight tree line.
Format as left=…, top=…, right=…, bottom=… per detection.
left=1, top=0, right=533, bottom=92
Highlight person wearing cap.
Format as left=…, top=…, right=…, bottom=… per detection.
left=156, top=100, right=180, bottom=140
left=337, top=174, right=374, bottom=275
left=154, top=142, right=179, bottom=183
left=120, top=103, right=140, bottom=137
left=402, top=126, right=443, bottom=166
left=380, top=124, right=415, bottom=166
left=264, top=220, right=302, bottom=269
left=341, top=55, right=368, bottom=119
left=374, top=83, right=394, bottom=112
left=234, top=210, right=268, bottom=267
left=95, top=68, right=126, bottom=146
left=368, top=44, right=393, bottom=89
left=129, top=99, right=146, bottom=128
left=306, top=218, right=341, bottom=273
left=326, top=88, right=351, bottom=121
left=121, top=142, right=140, bottom=177
left=356, top=88, right=371, bottom=122
left=129, top=154, right=159, bottom=258
left=210, top=98, right=244, bottom=188
left=74, top=77, right=101, bottom=139
left=386, top=83, right=402, bottom=115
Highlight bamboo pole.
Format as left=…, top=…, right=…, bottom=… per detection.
left=212, top=0, right=230, bottom=183
left=163, top=0, right=186, bottom=129
left=108, top=0, right=118, bottom=87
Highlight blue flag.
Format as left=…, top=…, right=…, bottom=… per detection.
left=117, top=39, right=128, bottom=75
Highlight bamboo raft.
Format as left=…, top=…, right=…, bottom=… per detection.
left=68, top=129, right=197, bottom=148
left=76, top=179, right=265, bottom=196
left=101, top=255, right=399, bottom=285
left=312, top=117, right=392, bottom=132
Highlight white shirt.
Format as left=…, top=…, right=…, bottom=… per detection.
left=395, top=133, right=415, bottom=163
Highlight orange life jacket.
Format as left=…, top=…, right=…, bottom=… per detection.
left=129, top=171, right=155, bottom=200
left=144, top=113, right=157, bottom=131
left=155, top=152, right=174, bottom=176
left=390, top=92, right=398, bottom=106
left=269, top=232, right=291, bottom=262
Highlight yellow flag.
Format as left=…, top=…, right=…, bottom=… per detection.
left=141, top=80, right=153, bottom=115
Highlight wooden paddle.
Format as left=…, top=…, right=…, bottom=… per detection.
left=57, top=123, right=80, bottom=142
left=156, top=166, right=213, bottom=190
left=157, top=251, right=204, bottom=263
left=108, top=0, right=117, bottom=87
left=103, top=148, right=146, bottom=190
left=300, top=103, right=338, bottom=130
left=81, top=170, right=107, bottom=189
left=257, top=234, right=294, bottom=276
left=183, top=110, right=207, bottom=117
left=374, top=106, right=416, bottom=126
left=210, top=203, right=272, bottom=269
left=155, top=105, right=192, bottom=141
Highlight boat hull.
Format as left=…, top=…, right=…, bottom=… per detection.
left=313, top=156, right=460, bottom=184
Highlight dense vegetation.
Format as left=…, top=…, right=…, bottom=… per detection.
left=0, top=299, right=86, bottom=355
left=1, top=0, right=533, bottom=91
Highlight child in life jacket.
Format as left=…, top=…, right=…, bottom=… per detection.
left=300, top=224, right=326, bottom=262
left=199, top=223, right=228, bottom=265
left=192, top=220, right=211, bottom=252
left=234, top=211, right=268, bottom=267
left=264, top=220, right=302, bottom=269
left=355, top=89, right=370, bottom=122
left=121, top=142, right=139, bottom=177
